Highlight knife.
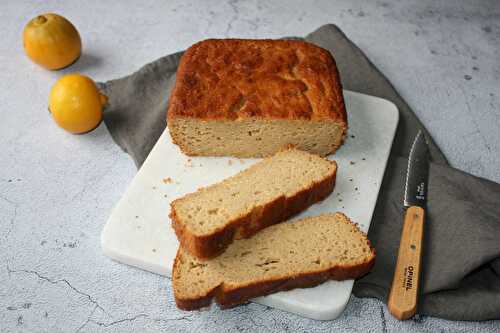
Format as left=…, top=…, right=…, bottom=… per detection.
left=388, top=130, right=429, bottom=320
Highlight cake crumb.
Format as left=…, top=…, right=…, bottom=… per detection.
left=362, top=158, right=366, bottom=161
left=185, top=159, right=193, bottom=167
left=349, top=178, right=353, bottom=182
left=152, top=248, right=157, bottom=253
left=152, top=186, right=157, bottom=190
left=350, top=135, right=355, bottom=139
left=355, top=187, right=359, bottom=191
left=350, top=161, right=355, bottom=165
left=164, top=194, right=168, bottom=198
left=163, top=177, right=173, bottom=184
left=339, top=198, right=343, bottom=202
left=228, top=160, right=233, bottom=166
left=135, top=215, right=139, bottom=219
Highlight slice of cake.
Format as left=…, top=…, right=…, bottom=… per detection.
left=167, top=39, right=347, bottom=158
left=172, top=213, right=375, bottom=310
left=170, top=148, right=337, bottom=259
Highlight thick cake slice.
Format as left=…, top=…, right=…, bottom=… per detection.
left=172, top=213, right=375, bottom=310
left=167, top=39, right=347, bottom=158
left=170, top=148, right=337, bottom=259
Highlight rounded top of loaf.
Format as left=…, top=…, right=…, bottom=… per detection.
left=167, top=39, right=346, bottom=122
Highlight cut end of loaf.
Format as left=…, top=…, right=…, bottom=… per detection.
left=170, top=148, right=337, bottom=259
left=169, top=118, right=346, bottom=158
left=172, top=212, right=375, bottom=311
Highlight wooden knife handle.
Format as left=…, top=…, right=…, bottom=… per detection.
left=388, top=206, right=424, bottom=320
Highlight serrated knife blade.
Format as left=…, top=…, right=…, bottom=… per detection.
left=404, top=131, right=429, bottom=208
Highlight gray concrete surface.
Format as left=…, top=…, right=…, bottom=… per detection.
left=1, top=0, right=499, bottom=332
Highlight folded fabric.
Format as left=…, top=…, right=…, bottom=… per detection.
left=98, top=24, right=500, bottom=320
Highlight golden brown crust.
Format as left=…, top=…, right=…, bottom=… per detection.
left=169, top=160, right=337, bottom=259
left=173, top=216, right=376, bottom=311
left=167, top=39, right=346, bottom=123
left=218, top=257, right=375, bottom=309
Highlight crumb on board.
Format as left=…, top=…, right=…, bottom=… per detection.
left=163, top=177, right=173, bottom=184
left=152, top=248, right=157, bottom=253
left=152, top=186, right=157, bottom=190
left=350, top=161, right=355, bottom=165
left=355, top=187, right=359, bottom=191
left=362, top=158, right=366, bottom=161
left=228, top=160, right=233, bottom=166
left=350, top=135, right=355, bottom=138
left=349, top=178, right=353, bottom=182
left=339, top=198, right=343, bottom=202
left=164, top=194, right=168, bottom=198
left=135, top=215, right=139, bottom=219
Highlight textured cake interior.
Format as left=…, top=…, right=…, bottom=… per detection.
left=169, top=118, right=345, bottom=157
left=171, top=148, right=336, bottom=235
left=173, top=213, right=374, bottom=301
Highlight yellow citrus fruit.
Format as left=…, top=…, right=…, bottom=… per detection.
left=49, top=74, right=107, bottom=134
left=23, top=13, right=82, bottom=70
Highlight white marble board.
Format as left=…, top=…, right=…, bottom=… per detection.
left=101, top=90, right=399, bottom=320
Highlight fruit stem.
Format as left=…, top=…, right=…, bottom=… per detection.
left=34, top=15, right=48, bottom=25
left=99, top=93, right=108, bottom=106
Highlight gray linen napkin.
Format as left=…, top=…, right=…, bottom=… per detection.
left=99, top=24, right=500, bottom=321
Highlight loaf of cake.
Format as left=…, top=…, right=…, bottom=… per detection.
left=170, top=148, right=337, bottom=259
left=173, top=213, right=375, bottom=310
left=167, top=39, right=347, bottom=157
